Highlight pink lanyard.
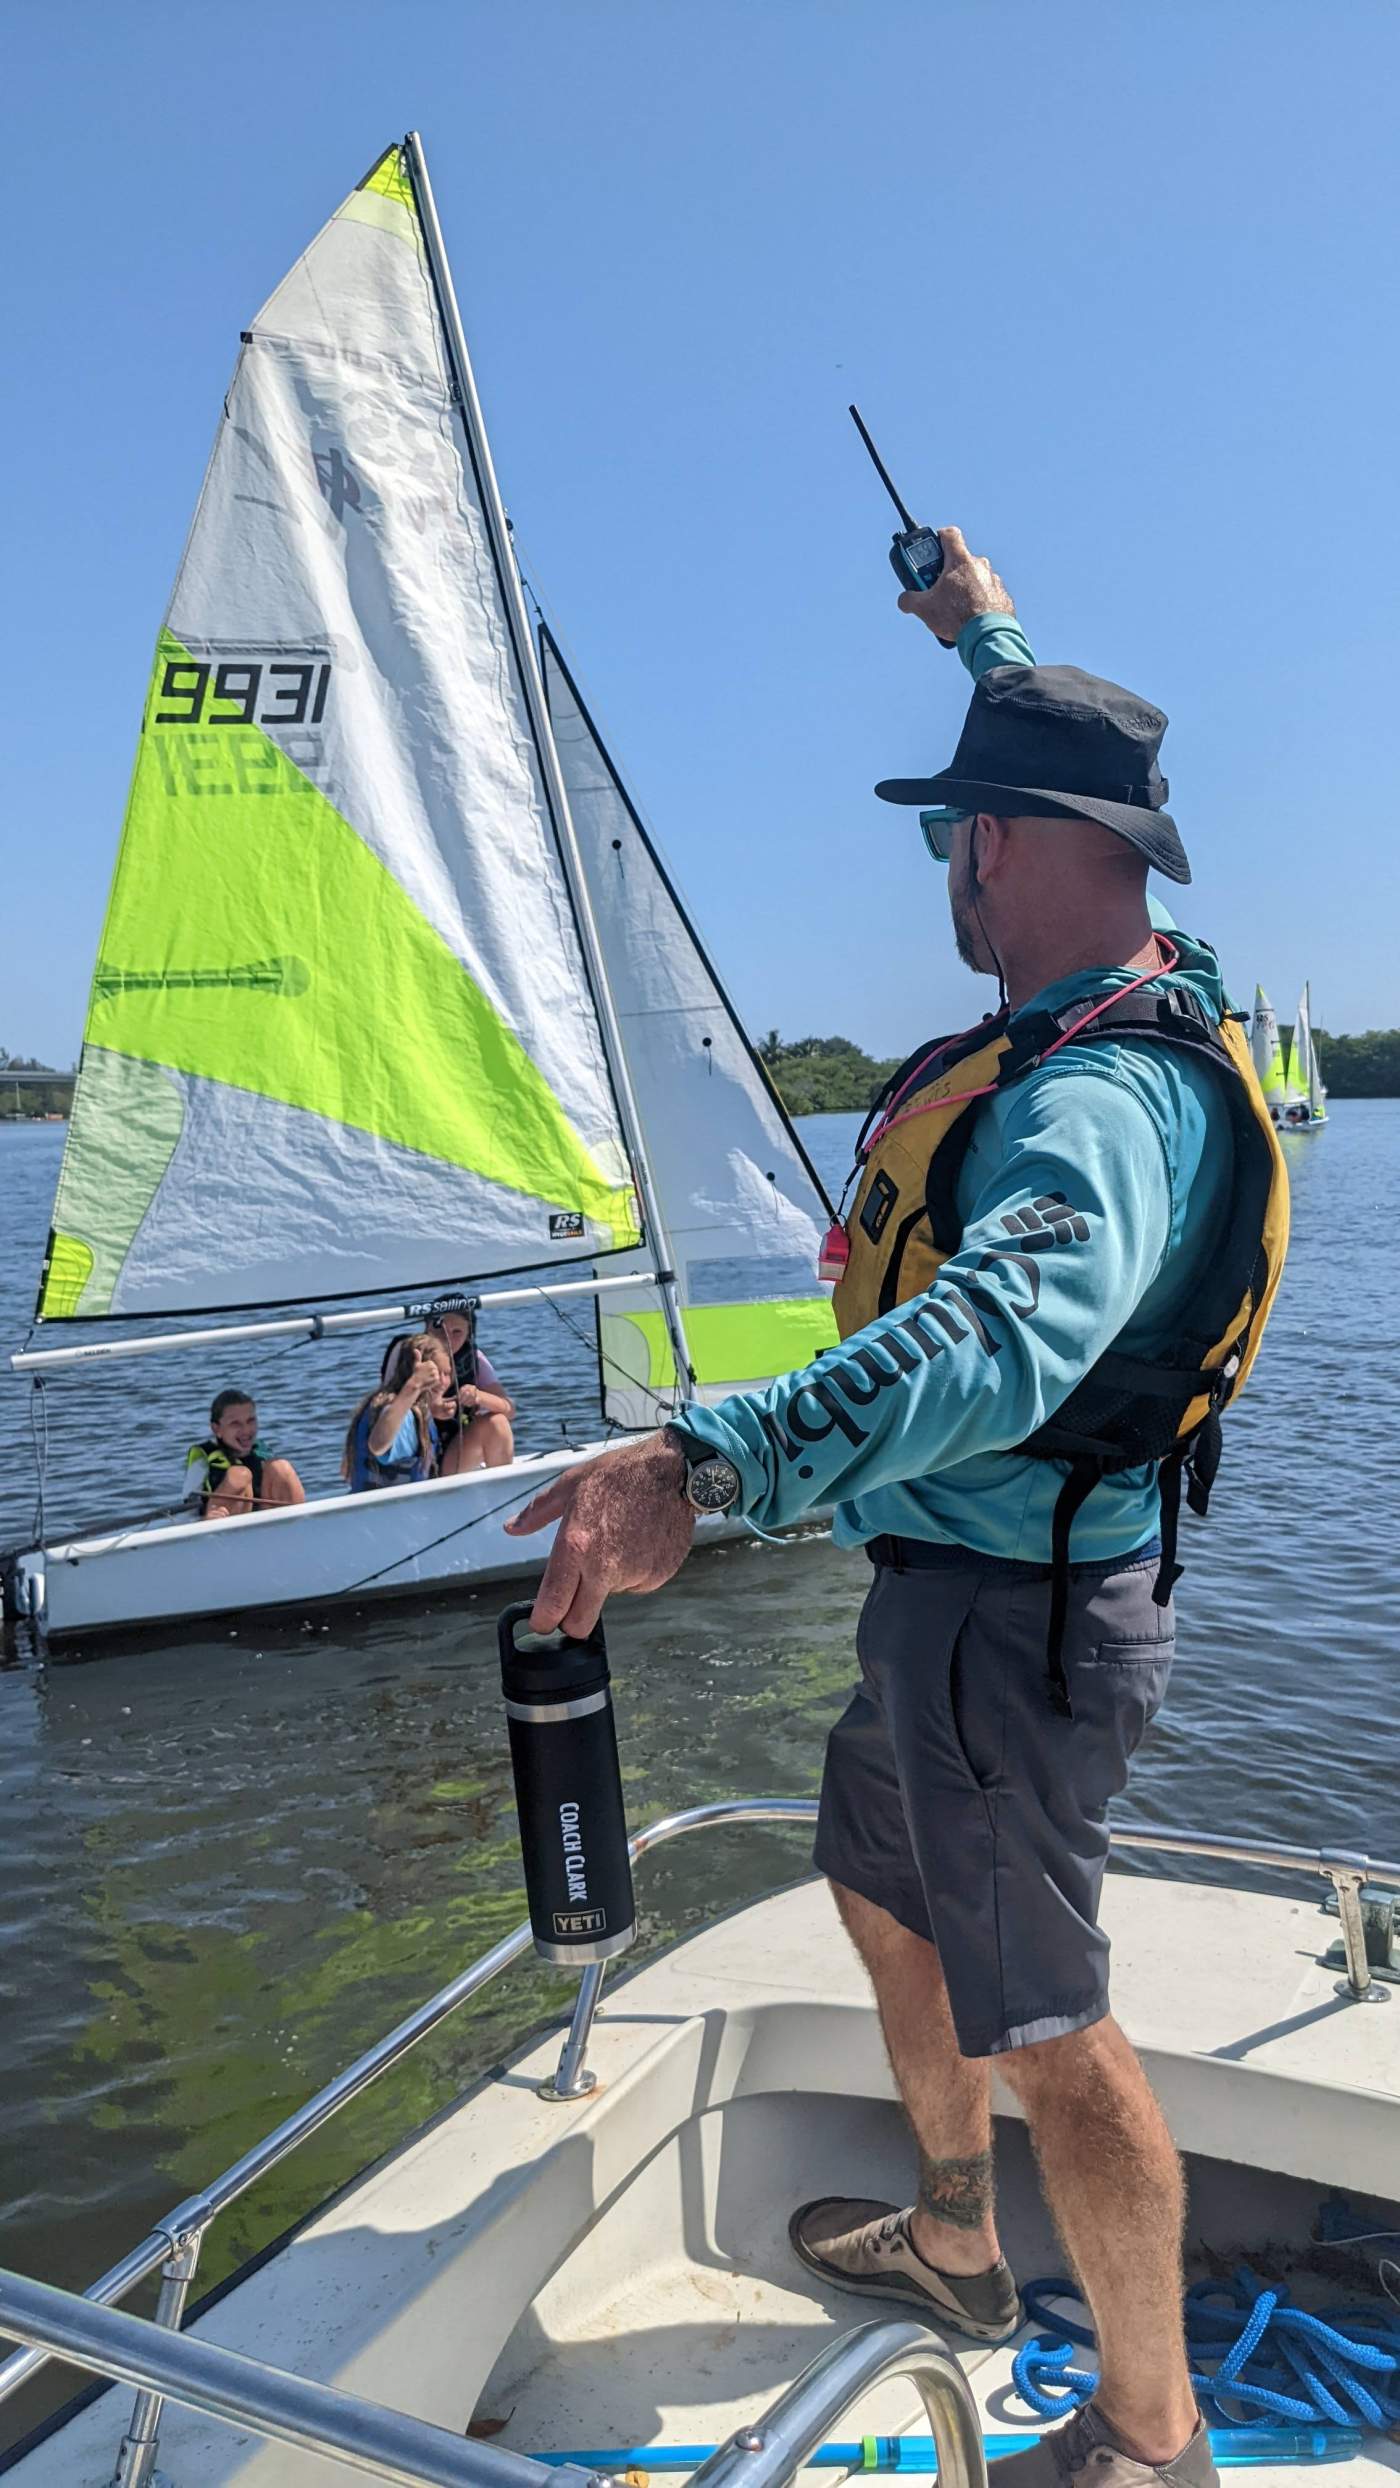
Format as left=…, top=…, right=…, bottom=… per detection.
left=868, top=939, right=1180, bottom=1152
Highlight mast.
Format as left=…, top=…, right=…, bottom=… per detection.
left=403, top=131, right=695, bottom=1408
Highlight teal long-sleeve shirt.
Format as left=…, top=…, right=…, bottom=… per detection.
left=678, top=616, right=1229, bottom=1562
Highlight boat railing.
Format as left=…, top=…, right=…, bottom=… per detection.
left=1, top=1798, right=1395, bottom=2487
left=0, top=2265, right=985, bottom=2488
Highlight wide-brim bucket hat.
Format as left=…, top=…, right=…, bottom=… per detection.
left=875, top=662, right=1192, bottom=885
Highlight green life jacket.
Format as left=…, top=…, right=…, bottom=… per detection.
left=186, top=1436, right=267, bottom=1512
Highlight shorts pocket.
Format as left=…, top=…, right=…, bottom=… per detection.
left=855, top=1567, right=888, bottom=1683
left=1068, top=1640, right=1174, bottom=1811
left=947, top=1625, right=1005, bottom=1796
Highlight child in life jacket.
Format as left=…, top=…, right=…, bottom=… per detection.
left=425, top=1297, right=516, bottom=1473
left=187, top=1390, right=306, bottom=1521
left=342, top=1333, right=451, bottom=1491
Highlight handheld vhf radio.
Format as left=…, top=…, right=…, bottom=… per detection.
left=849, top=404, right=944, bottom=594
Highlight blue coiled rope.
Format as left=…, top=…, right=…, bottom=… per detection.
left=1013, top=2273, right=1400, bottom=2432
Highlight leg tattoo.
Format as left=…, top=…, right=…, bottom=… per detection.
left=917, top=2146, right=995, bottom=2231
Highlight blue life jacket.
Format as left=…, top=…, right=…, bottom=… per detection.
left=348, top=1405, right=438, bottom=1492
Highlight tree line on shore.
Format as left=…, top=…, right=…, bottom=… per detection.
left=6, top=1026, right=1400, bottom=1127
left=758, top=1026, right=1400, bottom=1112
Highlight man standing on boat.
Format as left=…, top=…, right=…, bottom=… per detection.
left=509, top=530, right=1286, bottom=2488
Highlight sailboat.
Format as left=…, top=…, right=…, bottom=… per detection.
left=1249, top=986, right=1288, bottom=1126
left=2, top=136, right=836, bottom=1644
left=1281, top=982, right=1327, bottom=1130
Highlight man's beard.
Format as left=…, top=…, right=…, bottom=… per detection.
left=948, top=853, right=984, bottom=971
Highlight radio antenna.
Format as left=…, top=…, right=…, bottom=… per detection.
left=849, top=404, right=916, bottom=532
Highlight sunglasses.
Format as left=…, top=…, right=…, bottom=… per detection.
left=918, top=809, right=972, bottom=864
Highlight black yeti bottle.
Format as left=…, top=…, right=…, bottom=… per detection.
left=499, top=1602, right=637, bottom=1965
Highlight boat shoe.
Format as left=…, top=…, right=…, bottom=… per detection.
left=788, top=2195, right=1020, bottom=2341
left=988, top=2404, right=1219, bottom=2488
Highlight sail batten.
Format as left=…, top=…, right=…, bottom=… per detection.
left=39, top=141, right=644, bottom=1322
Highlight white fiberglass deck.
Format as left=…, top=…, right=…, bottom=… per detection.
left=11, top=1867, right=1398, bottom=2488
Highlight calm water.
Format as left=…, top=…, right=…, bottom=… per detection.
left=2, top=1107, right=1399, bottom=2444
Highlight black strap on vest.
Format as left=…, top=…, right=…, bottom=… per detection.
left=1154, top=1449, right=1188, bottom=1610
left=1045, top=1457, right=1105, bottom=1718
left=1151, top=1404, right=1222, bottom=1611
left=1188, top=1408, right=1223, bottom=1514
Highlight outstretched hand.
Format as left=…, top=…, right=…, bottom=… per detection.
left=898, top=522, right=1015, bottom=647
left=504, top=1432, right=696, bottom=1636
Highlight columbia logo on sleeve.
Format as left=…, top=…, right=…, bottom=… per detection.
left=998, top=1192, right=1090, bottom=1249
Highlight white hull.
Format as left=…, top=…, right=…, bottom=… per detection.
left=11, top=1441, right=780, bottom=1644
left=9, top=1857, right=1398, bottom=2485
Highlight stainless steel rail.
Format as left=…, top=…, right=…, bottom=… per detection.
left=0, top=2267, right=594, bottom=2488
left=691, top=2316, right=985, bottom=2488
left=542, top=1803, right=1400, bottom=2096
left=0, top=2271, right=981, bottom=2488
left=1, top=1797, right=1394, bottom=2476
left=1111, top=1824, right=1400, bottom=2006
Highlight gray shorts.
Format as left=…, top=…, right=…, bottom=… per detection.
left=814, top=1547, right=1174, bottom=2058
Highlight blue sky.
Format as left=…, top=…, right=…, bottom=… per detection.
left=4, top=1, right=1397, bottom=1067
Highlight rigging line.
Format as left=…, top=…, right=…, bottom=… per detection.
left=531, top=1283, right=683, bottom=1420
left=334, top=1473, right=553, bottom=1599
left=465, top=1270, right=683, bottom=1421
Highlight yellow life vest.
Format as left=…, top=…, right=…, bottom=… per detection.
left=828, top=979, right=1290, bottom=1707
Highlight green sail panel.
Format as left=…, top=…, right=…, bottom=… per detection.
left=40, top=145, right=640, bottom=1319
left=600, top=1302, right=840, bottom=1407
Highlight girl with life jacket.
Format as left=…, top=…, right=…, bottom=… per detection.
left=188, top=1389, right=306, bottom=1520
left=342, top=1333, right=451, bottom=1492
left=425, top=1297, right=516, bottom=1473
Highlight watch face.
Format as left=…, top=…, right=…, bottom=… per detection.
left=686, top=1456, right=741, bottom=1514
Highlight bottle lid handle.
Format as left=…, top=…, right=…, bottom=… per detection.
left=496, top=1601, right=608, bottom=1668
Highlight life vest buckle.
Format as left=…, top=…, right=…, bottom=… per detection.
left=1208, top=1349, right=1242, bottom=1413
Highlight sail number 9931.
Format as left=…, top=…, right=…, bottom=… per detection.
left=155, top=660, right=331, bottom=728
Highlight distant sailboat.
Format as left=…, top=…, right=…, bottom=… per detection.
left=1282, top=983, right=1327, bottom=1130
left=4, top=135, right=836, bottom=1643
left=1252, top=983, right=1325, bottom=1133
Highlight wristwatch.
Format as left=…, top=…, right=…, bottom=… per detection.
left=663, top=1423, right=744, bottom=1516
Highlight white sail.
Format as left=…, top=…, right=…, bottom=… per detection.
left=1293, top=983, right=1327, bottom=1122
left=1250, top=986, right=1286, bottom=1122
left=540, top=627, right=837, bottom=1426
left=38, top=144, right=640, bottom=1322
